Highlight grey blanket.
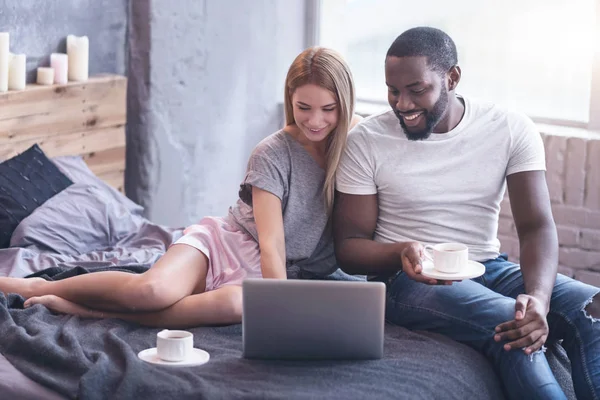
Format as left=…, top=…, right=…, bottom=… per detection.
left=0, top=265, right=576, bottom=399
left=0, top=288, right=506, bottom=400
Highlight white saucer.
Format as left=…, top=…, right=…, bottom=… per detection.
left=138, top=347, right=210, bottom=367
left=421, top=259, right=485, bottom=281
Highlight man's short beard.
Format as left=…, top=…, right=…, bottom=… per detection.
left=396, top=87, right=449, bottom=141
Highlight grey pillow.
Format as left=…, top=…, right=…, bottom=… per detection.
left=12, top=150, right=144, bottom=255
left=10, top=183, right=145, bottom=255
left=51, top=155, right=143, bottom=216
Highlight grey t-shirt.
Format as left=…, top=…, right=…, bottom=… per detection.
left=228, top=130, right=336, bottom=277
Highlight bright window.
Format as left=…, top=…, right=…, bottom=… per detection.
left=318, top=0, right=600, bottom=128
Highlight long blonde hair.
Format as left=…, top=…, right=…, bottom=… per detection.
left=283, top=47, right=355, bottom=214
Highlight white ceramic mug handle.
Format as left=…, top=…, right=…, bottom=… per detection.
left=423, top=245, right=435, bottom=261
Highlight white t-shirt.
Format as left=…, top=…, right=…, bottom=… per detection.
left=336, top=97, right=546, bottom=262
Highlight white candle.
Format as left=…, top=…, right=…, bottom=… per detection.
left=50, top=53, right=68, bottom=84
left=37, top=67, right=54, bottom=85
left=0, top=32, right=9, bottom=92
left=8, top=53, right=26, bottom=91
left=66, top=35, right=88, bottom=81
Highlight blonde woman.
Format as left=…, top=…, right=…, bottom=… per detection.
left=0, top=47, right=361, bottom=328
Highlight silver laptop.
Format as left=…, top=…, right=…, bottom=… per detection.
left=242, top=278, right=386, bottom=360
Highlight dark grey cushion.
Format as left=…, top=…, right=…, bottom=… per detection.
left=0, top=145, right=72, bottom=248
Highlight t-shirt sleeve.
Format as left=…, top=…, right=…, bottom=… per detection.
left=336, top=129, right=377, bottom=195
left=506, top=111, right=546, bottom=176
left=239, top=149, right=287, bottom=205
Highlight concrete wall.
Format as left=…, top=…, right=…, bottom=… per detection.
left=0, top=0, right=127, bottom=82
left=126, top=0, right=307, bottom=227
left=499, top=131, right=600, bottom=287
left=2, top=0, right=307, bottom=228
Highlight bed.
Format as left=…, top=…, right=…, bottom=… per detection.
left=0, top=76, right=577, bottom=400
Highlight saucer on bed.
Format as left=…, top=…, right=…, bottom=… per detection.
left=138, top=347, right=210, bottom=367
left=421, top=259, right=485, bottom=281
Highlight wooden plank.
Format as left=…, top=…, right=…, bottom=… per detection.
left=0, top=74, right=126, bottom=111
left=0, top=75, right=127, bottom=143
left=85, top=147, right=126, bottom=192
left=0, top=126, right=126, bottom=160
left=0, top=74, right=127, bottom=192
left=84, top=146, right=126, bottom=176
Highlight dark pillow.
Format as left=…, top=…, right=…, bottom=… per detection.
left=0, top=144, right=73, bottom=248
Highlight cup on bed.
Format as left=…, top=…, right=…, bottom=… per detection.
left=423, top=243, right=468, bottom=274
left=156, top=329, right=194, bottom=362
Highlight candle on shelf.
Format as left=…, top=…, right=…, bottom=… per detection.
left=37, top=67, right=54, bottom=85
left=0, top=32, right=9, bottom=92
left=8, top=53, right=26, bottom=91
left=66, top=35, right=88, bottom=81
left=50, top=53, right=68, bottom=84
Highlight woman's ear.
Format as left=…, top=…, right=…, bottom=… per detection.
left=447, top=65, right=461, bottom=91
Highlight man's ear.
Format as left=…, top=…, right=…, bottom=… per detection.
left=447, top=65, right=461, bottom=91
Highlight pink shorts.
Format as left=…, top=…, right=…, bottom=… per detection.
left=174, top=216, right=262, bottom=291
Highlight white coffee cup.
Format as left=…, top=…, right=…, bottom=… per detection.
left=156, top=329, right=194, bottom=362
left=424, top=243, right=468, bottom=274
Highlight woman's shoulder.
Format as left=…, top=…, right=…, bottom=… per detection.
left=246, top=129, right=295, bottom=176
left=251, top=129, right=290, bottom=158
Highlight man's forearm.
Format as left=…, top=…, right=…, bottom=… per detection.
left=519, top=224, right=559, bottom=310
left=336, top=238, right=406, bottom=275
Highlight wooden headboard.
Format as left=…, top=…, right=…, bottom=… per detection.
left=0, top=74, right=127, bottom=192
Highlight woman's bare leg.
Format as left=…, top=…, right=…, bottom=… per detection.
left=0, top=244, right=208, bottom=313
left=25, top=285, right=243, bottom=328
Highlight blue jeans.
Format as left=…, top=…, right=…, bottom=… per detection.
left=384, top=255, right=600, bottom=400
left=297, top=268, right=367, bottom=282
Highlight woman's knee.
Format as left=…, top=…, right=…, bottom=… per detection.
left=124, top=275, right=183, bottom=312
left=216, top=285, right=243, bottom=323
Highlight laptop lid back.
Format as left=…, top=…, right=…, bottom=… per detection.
left=242, top=279, right=385, bottom=360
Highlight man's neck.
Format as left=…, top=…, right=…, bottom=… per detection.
left=433, top=95, right=465, bottom=134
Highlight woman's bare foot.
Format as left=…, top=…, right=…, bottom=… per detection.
left=0, top=277, right=46, bottom=298
left=24, top=295, right=102, bottom=319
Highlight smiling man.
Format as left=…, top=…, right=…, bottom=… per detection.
left=387, top=55, right=457, bottom=141
left=333, top=27, right=600, bottom=400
